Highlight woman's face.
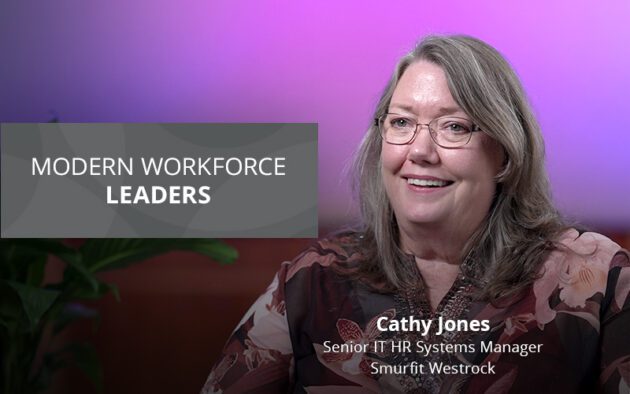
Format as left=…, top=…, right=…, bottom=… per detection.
left=381, top=60, right=504, bottom=236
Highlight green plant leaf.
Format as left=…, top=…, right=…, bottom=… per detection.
left=80, top=239, right=238, bottom=272
left=56, top=264, right=102, bottom=300
left=38, top=342, right=103, bottom=393
left=0, top=281, right=23, bottom=332
left=53, top=276, right=117, bottom=301
left=61, top=254, right=100, bottom=292
left=108, top=282, right=120, bottom=301
left=0, top=239, right=49, bottom=283
left=4, top=280, right=61, bottom=330
left=0, top=239, right=99, bottom=291
left=25, top=254, right=47, bottom=287
left=65, top=342, right=103, bottom=393
left=29, top=352, right=66, bottom=394
left=183, top=240, right=239, bottom=265
left=19, top=240, right=97, bottom=290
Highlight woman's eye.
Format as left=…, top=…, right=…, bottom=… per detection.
left=391, top=118, right=411, bottom=128
left=444, top=122, right=469, bottom=133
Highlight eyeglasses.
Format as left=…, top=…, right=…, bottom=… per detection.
left=375, top=113, right=482, bottom=148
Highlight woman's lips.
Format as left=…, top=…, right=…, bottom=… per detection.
left=403, top=175, right=454, bottom=188
left=406, top=178, right=453, bottom=187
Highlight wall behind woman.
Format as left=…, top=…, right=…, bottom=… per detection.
left=2, top=1, right=629, bottom=393
left=1, top=0, right=629, bottom=230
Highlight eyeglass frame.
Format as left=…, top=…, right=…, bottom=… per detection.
left=374, top=112, right=482, bottom=148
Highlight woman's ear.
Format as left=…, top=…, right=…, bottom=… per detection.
left=491, top=142, right=509, bottom=182
left=483, top=136, right=507, bottom=177
left=500, top=149, right=509, bottom=172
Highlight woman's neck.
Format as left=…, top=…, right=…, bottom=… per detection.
left=397, top=219, right=479, bottom=310
left=397, top=220, right=472, bottom=265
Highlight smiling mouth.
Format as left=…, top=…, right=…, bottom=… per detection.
left=406, top=178, right=454, bottom=188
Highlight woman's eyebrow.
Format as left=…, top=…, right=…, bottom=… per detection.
left=435, top=106, right=465, bottom=116
left=388, top=103, right=415, bottom=113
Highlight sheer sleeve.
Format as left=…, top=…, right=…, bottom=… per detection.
left=599, top=250, right=630, bottom=393
left=201, top=262, right=294, bottom=394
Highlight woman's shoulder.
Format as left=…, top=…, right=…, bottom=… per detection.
left=541, top=227, right=629, bottom=289
left=551, top=228, right=629, bottom=267
left=533, top=228, right=630, bottom=325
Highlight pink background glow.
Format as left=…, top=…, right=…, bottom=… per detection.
left=2, top=0, right=629, bottom=230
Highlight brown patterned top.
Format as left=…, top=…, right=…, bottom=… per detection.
left=202, top=230, right=630, bottom=393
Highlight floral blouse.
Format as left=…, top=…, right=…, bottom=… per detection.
left=202, top=229, right=630, bottom=393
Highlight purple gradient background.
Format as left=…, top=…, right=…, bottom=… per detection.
left=2, top=0, right=629, bottom=230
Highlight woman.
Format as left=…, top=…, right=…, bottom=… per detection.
left=202, top=35, right=630, bottom=393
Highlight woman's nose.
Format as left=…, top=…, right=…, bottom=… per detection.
left=407, top=124, right=440, bottom=164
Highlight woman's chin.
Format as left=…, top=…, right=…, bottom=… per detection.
left=399, top=214, right=449, bottom=228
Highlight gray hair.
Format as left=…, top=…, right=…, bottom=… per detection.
left=350, top=35, right=566, bottom=300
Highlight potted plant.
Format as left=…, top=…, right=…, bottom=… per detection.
left=0, top=238, right=237, bottom=393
